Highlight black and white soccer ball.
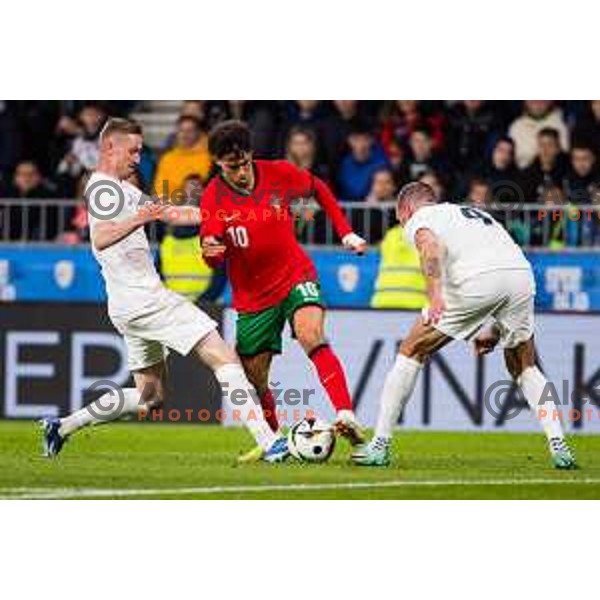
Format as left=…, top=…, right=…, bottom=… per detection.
left=287, top=418, right=336, bottom=463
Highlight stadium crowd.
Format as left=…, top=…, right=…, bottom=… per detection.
left=1, top=100, right=599, bottom=246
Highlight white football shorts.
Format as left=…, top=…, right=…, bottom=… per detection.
left=111, top=289, right=218, bottom=371
left=434, top=268, right=536, bottom=348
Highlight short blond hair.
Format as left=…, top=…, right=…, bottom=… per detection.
left=100, top=118, right=142, bottom=142
left=397, top=181, right=436, bottom=209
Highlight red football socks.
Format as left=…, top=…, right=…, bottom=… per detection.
left=260, top=389, right=279, bottom=433
left=309, top=345, right=353, bottom=412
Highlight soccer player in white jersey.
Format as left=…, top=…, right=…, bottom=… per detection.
left=40, top=118, right=288, bottom=462
left=353, top=181, right=576, bottom=469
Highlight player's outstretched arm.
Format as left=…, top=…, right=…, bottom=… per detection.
left=414, top=228, right=446, bottom=324
left=159, top=206, right=202, bottom=226
left=199, top=181, right=226, bottom=267
left=312, top=177, right=367, bottom=254
left=91, top=202, right=158, bottom=252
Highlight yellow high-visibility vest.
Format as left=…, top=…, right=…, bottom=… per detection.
left=371, top=225, right=427, bottom=309
left=160, top=233, right=213, bottom=301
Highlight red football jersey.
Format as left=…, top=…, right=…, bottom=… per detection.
left=200, top=160, right=353, bottom=313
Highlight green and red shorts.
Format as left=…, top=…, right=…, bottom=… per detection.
left=236, top=281, right=324, bottom=356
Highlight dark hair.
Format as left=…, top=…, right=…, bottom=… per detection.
left=494, top=135, right=514, bottom=149
left=538, top=127, right=560, bottom=141
left=411, top=125, right=432, bottom=139
left=183, top=173, right=203, bottom=184
left=100, top=118, right=142, bottom=141
left=208, top=119, right=252, bottom=159
left=571, top=140, right=595, bottom=155
left=397, top=181, right=436, bottom=206
left=469, top=176, right=490, bottom=189
left=286, top=125, right=316, bottom=146
left=348, top=119, right=373, bottom=137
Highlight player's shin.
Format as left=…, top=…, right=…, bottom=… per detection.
left=260, top=389, right=280, bottom=433
left=215, top=363, right=277, bottom=451
left=517, top=366, right=565, bottom=441
left=373, top=354, right=422, bottom=446
left=59, top=388, right=149, bottom=437
left=309, top=345, right=353, bottom=413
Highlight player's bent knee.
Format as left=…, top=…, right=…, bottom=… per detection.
left=399, top=339, right=427, bottom=362
left=297, top=329, right=325, bottom=354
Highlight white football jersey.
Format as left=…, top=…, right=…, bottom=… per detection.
left=86, top=172, right=163, bottom=319
left=403, top=202, right=531, bottom=288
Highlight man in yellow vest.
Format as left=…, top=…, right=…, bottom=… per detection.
left=371, top=224, right=427, bottom=309
left=160, top=175, right=224, bottom=302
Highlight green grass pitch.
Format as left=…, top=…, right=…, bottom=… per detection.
left=1, top=421, right=599, bottom=499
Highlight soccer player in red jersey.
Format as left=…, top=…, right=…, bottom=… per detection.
left=200, top=120, right=367, bottom=458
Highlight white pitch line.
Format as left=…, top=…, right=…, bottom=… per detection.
left=1, top=478, right=600, bottom=499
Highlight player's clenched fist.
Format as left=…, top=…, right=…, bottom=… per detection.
left=422, top=292, right=446, bottom=325
left=342, top=232, right=367, bottom=255
left=202, top=236, right=226, bottom=258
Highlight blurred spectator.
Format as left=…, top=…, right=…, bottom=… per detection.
left=365, top=168, right=396, bottom=204
left=508, top=101, right=569, bottom=168
left=319, top=100, right=364, bottom=180
left=465, top=177, right=490, bottom=208
left=286, top=126, right=328, bottom=180
left=406, top=128, right=448, bottom=183
left=476, top=137, right=521, bottom=205
left=564, top=142, right=599, bottom=204
left=160, top=101, right=208, bottom=152
left=154, top=116, right=211, bottom=198
left=56, top=104, right=106, bottom=196
left=380, top=101, right=445, bottom=154
left=519, top=128, right=569, bottom=202
left=362, top=167, right=397, bottom=241
left=279, top=101, right=327, bottom=154
left=482, top=137, right=519, bottom=184
left=386, top=137, right=410, bottom=187
left=419, top=171, right=445, bottom=201
left=447, top=101, right=500, bottom=173
left=0, top=160, right=61, bottom=240
left=206, top=101, right=279, bottom=159
left=533, top=185, right=577, bottom=248
left=572, top=100, right=600, bottom=157
left=337, top=122, right=388, bottom=200
left=181, top=100, right=206, bottom=121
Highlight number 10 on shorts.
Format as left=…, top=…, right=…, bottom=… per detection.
left=297, top=282, right=320, bottom=299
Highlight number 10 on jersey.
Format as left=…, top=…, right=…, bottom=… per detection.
left=226, top=226, right=249, bottom=248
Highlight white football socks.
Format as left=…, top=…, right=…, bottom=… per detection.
left=215, top=363, right=277, bottom=451
left=518, top=366, right=565, bottom=441
left=374, top=353, right=422, bottom=442
left=59, top=388, right=147, bottom=436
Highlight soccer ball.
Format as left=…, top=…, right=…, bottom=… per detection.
left=287, top=418, right=336, bottom=463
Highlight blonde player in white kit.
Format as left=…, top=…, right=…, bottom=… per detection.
left=41, top=118, right=289, bottom=463
left=353, top=181, right=576, bottom=469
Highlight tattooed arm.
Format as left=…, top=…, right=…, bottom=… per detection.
left=414, top=228, right=446, bottom=324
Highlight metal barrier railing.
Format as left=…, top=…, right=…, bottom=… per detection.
left=295, top=201, right=600, bottom=248
left=1, top=198, right=599, bottom=248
